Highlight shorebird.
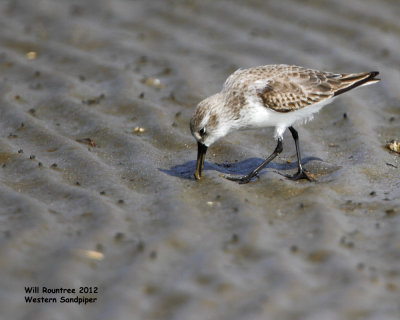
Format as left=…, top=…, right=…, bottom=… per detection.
left=190, top=64, right=380, bottom=183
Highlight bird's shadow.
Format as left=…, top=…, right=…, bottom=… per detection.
left=159, top=156, right=322, bottom=180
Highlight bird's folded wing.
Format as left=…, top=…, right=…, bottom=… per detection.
left=256, top=70, right=378, bottom=113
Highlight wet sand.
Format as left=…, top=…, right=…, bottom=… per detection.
left=0, top=0, right=399, bottom=319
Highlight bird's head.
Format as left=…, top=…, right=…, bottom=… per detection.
left=190, top=94, right=230, bottom=180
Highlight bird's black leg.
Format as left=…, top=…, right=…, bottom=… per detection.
left=224, top=138, right=283, bottom=184
left=281, top=126, right=315, bottom=181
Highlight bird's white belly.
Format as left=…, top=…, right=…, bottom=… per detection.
left=238, top=98, right=334, bottom=136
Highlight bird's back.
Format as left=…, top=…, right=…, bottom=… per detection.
left=222, top=65, right=380, bottom=113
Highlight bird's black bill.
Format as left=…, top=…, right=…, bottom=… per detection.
left=194, top=142, right=208, bottom=180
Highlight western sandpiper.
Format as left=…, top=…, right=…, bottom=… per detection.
left=190, top=65, right=380, bottom=183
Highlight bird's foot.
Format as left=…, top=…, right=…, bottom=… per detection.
left=222, top=173, right=258, bottom=184
left=279, top=169, right=316, bottom=181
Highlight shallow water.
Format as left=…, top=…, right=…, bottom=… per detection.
left=0, top=0, right=399, bottom=319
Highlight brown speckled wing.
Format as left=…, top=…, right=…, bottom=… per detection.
left=257, top=68, right=378, bottom=113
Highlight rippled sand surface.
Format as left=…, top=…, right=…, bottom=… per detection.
left=1, top=1, right=400, bottom=319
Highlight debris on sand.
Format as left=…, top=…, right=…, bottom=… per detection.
left=82, top=94, right=105, bottom=105
left=387, top=140, right=400, bottom=153
left=76, top=137, right=97, bottom=147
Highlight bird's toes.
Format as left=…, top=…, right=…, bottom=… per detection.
left=278, top=169, right=316, bottom=181
left=222, top=174, right=255, bottom=184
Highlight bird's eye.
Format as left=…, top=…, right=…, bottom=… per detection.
left=199, top=127, right=206, bottom=137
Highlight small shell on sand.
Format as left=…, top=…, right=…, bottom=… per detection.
left=26, top=51, right=38, bottom=60
left=142, top=77, right=164, bottom=89
left=73, top=249, right=104, bottom=261
left=387, top=140, right=400, bottom=153
left=134, top=127, right=146, bottom=133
